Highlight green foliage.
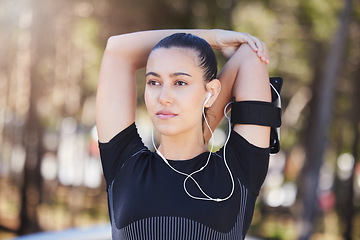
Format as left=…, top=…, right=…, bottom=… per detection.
left=232, top=1, right=312, bottom=84
left=298, top=0, right=342, bottom=41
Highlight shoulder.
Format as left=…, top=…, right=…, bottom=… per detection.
left=98, top=122, right=137, bottom=146
left=98, top=122, right=147, bottom=186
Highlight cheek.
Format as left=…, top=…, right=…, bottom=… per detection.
left=182, top=94, right=205, bottom=117
left=185, top=90, right=206, bottom=107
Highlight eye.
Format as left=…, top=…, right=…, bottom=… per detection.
left=175, top=80, right=187, bottom=86
left=147, top=80, right=160, bottom=86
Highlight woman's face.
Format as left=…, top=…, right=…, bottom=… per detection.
left=145, top=47, right=208, bottom=138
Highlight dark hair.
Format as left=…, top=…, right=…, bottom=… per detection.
left=152, top=33, right=217, bottom=82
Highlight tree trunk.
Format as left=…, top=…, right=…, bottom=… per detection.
left=343, top=62, right=360, bottom=240
left=296, top=0, right=353, bottom=239
left=18, top=0, right=50, bottom=234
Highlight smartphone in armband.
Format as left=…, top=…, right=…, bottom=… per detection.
left=269, top=77, right=283, bottom=154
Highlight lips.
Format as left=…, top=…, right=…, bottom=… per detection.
left=156, top=110, right=178, bottom=119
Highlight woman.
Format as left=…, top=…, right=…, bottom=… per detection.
left=96, top=29, right=272, bottom=240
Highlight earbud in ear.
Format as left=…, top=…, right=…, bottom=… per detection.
left=204, top=92, right=212, bottom=105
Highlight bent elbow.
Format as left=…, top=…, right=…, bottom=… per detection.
left=105, top=35, right=122, bottom=53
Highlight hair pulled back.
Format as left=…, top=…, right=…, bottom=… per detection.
left=152, top=33, right=217, bottom=82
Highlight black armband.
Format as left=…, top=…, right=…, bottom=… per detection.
left=231, top=77, right=283, bottom=154
left=231, top=101, right=281, bottom=128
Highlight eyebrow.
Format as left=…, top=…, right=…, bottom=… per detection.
left=170, top=72, right=192, bottom=77
left=145, top=72, right=160, bottom=77
left=145, top=72, right=192, bottom=78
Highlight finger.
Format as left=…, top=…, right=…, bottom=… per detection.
left=247, top=36, right=264, bottom=62
left=252, top=38, right=268, bottom=63
left=246, top=34, right=269, bottom=64
left=257, top=41, right=265, bottom=61
left=261, top=41, right=270, bottom=64
left=241, top=33, right=258, bottom=52
left=250, top=36, right=263, bottom=57
left=247, top=35, right=261, bottom=50
left=253, top=38, right=268, bottom=63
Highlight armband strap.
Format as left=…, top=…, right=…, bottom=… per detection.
left=230, top=101, right=281, bottom=128
left=230, top=77, right=283, bottom=154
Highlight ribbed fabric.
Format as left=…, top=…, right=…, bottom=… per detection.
left=109, top=179, right=248, bottom=240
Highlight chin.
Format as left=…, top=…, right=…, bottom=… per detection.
left=153, top=123, right=181, bottom=136
left=153, top=120, right=202, bottom=139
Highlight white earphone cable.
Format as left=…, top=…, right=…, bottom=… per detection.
left=152, top=96, right=235, bottom=202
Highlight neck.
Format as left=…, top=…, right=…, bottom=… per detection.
left=157, top=128, right=208, bottom=160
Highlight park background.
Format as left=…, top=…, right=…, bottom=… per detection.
left=0, top=0, right=359, bottom=239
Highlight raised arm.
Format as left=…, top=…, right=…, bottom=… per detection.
left=96, top=30, right=212, bottom=142
left=205, top=43, right=271, bottom=147
left=96, top=29, right=267, bottom=143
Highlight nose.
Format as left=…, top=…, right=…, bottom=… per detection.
left=159, top=85, right=173, bottom=106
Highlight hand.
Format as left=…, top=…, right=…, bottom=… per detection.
left=214, top=30, right=269, bottom=64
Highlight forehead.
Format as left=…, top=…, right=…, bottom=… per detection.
left=147, top=47, right=201, bottom=71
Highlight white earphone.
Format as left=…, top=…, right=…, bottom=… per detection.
left=204, top=92, right=211, bottom=106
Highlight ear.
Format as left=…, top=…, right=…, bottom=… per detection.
left=204, top=79, right=221, bottom=108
